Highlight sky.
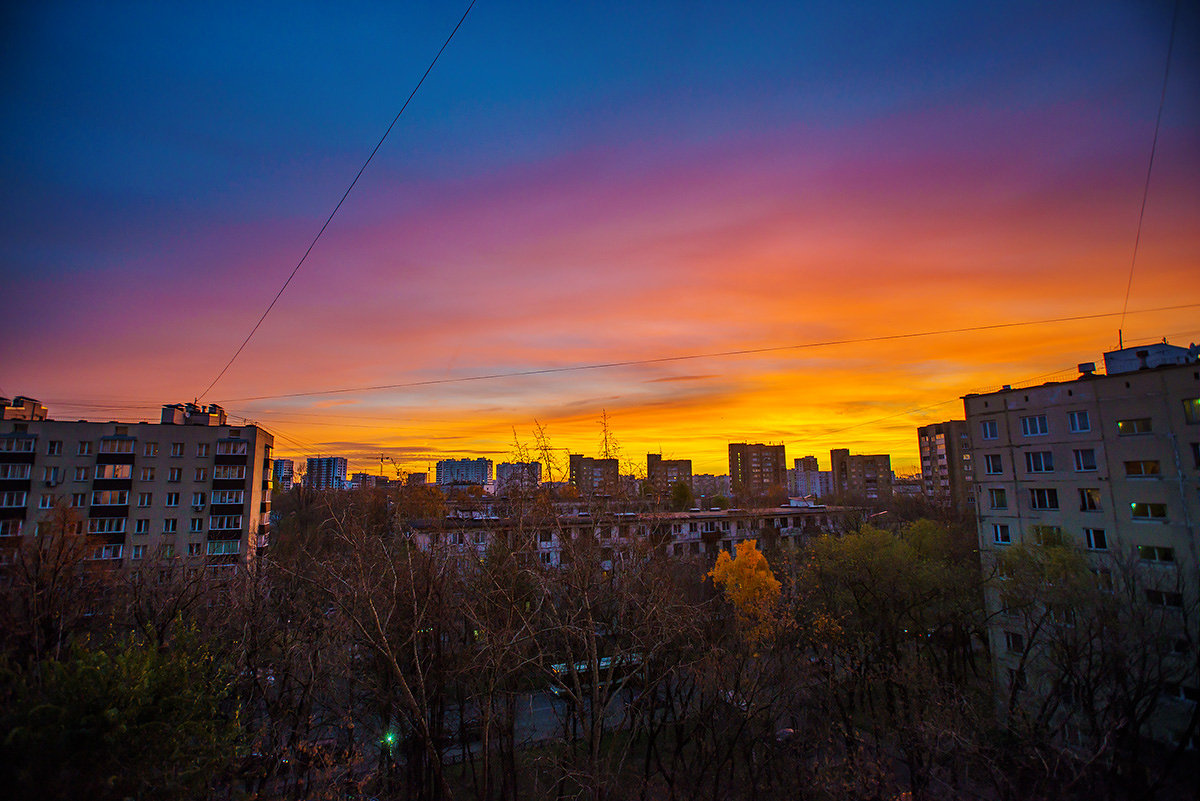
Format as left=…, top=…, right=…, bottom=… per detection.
left=3, top=1, right=1198, bottom=478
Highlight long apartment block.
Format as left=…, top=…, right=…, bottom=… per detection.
left=0, top=399, right=273, bottom=574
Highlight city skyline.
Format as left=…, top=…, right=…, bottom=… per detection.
left=3, top=2, right=1198, bottom=475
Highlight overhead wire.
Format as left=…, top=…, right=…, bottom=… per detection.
left=214, top=302, right=1200, bottom=403
left=196, top=0, right=478, bottom=402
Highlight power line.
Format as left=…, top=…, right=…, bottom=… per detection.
left=196, top=0, right=478, bottom=402
left=1120, top=0, right=1179, bottom=337
left=216, top=302, right=1200, bottom=403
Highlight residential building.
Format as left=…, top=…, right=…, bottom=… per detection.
left=272, top=458, right=294, bottom=492
left=1, top=396, right=47, bottom=421
left=917, top=420, right=974, bottom=511
left=692, top=474, right=731, bottom=499
left=829, top=448, right=893, bottom=500
left=568, top=454, right=619, bottom=494
left=0, top=401, right=273, bottom=573
left=728, top=443, right=787, bottom=499
left=496, top=461, right=542, bottom=490
left=791, top=456, right=833, bottom=499
left=646, top=454, right=692, bottom=491
left=306, top=456, right=348, bottom=490
left=965, top=342, right=1200, bottom=743
left=436, top=458, right=492, bottom=486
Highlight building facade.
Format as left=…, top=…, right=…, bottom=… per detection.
left=436, top=458, right=493, bottom=485
left=966, top=344, right=1199, bottom=742
left=791, top=456, right=833, bottom=499
left=0, top=402, right=272, bottom=573
left=646, top=454, right=693, bottom=490
left=728, top=443, right=786, bottom=499
left=306, top=456, right=348, bottom=490
left=496, top=461, right=542, bottom=490
left=568, top=455, right=619, bottom=494
left=829, top=448, right=893, bottom=500
left=272, top=458, right=294, bottom=492
left=917, top=420, right=974, bottom=511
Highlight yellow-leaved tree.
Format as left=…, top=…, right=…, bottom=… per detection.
left=707, top=538, right=782, bottom=642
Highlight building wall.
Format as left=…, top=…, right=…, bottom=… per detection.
left=829, top=448, right=893, bottom=500
left=496, top=461, right=542, bottom=488
left=306, top=457, right=348, bottom=490
left=0, top=403, right=272, bottom=573
left=568, top=455, right=619, bottom=494
left=272, top=458, right=294, bottom=492
left=917, top=420, right=973, bottom=511
left=647, top=454, right=693, bottom=490
left=436, top=458, right=493, bottom=485
left=728, top=443, right=786, bottom=498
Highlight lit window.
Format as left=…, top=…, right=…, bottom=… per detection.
left=1084, top=528, right=1107, bottom=550
left=1073, top=449, right=1097, bottom=471
left=980, top=420, right=998, bottom=440
left=1078, top=488, right=1101, bottom=512
left=94, top=464, right=132, bottom=480
left=1020, top=415, right=1048, bottom=436
left=216, top=440, right=248, bottom=456
left=1068, top=410, right=1090, bottom=432
left=1183, top=398, right=1200, bottom=425
left=1124, top=460, right=1160, bottom=477
left=213, top=465, right=246, bottom=480
left=1117, top=418, right=1152, bottom=436
left=1130, top=502, right=1168, bottom=520
left=90, top=490, right=129, bottom=505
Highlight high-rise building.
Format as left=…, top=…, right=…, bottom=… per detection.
left=436, top=458, right=493, bottom=485
left=791, top=456, right=833, bottom=499
left=306, top=457, right=348, bottom=490
left=496, top=461, right=542, bottom=489
left=646, top=454, right=692, bottom=490
left=272, top=458, right=294, bottom=492
left=966, top=343, right=1199, bottom=742
left=829, top=448, right=893, bottom=500
left=728, top=443, right=786, bottom=499
left=568, top=454, right=619, bottom=494
left=916, top=421, right=973, bottom=511
left=0, top=401, right=273, bottom=573
left=1, top=396, right=47, bottom=421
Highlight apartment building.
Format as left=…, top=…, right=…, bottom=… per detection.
left=916, top=420, right=974, bottom=511
left=829, top=448, right=893, bottom=500
left=568, top=454, right=619, bottom=494
left=0, top=401, right=272, bottom=573
left=791, top=456, right=833, bottom=499
left=496, top=461, right=542, bottom=490
left=965, top=342, right=1200, bottom=742
left=646, top=454, right=693, bottom=490
left=306, top=456, right=348, bottom=490
left=728, top=443, right=786, bottom=498
left=436, top=458, right=493, bottom=486
left=272, top=458, right=294, bottom=492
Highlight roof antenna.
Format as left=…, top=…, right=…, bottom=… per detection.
left=1118, top=329, right=1123, bottom=350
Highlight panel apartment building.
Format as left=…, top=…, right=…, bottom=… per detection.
left=916, top=420, right=974, bottom=511
left=728, top=443, right=786, bottom=498
left=965, top=343, right=1200, bottom=739
left=0, top=400, right=273, bottom=573
left=829, top=448, right=893, bottom=500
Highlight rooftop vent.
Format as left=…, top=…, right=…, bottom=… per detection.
left=1078, top=362, right=1096, bottom=375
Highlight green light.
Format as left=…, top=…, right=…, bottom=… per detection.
left=384, top=732, right=396, bottom=744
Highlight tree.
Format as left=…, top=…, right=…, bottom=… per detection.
left=708, top=539, right=782, bottom=643
left=670, top=480, right=695, bottom=512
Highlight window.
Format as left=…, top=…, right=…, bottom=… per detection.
left=1078, top=488, right=1101, bottom=512
left=91, top=490, right=128, bottom=505
left=189, top=518, right=204, bottom=533
left=0, top=464, right=30, bottom=480
left=1138, top=545, right=1175, bottom=563
left=42, top=466, right=60, bottom=483
left=1073, top=449, right=1097, bottom=471
left=1033, top=525, right=1065, bottom=546
left=143, top=442, right=158, bottom=457
left=1025, top=451, right=1054, bottom=472
left=0, top=491, right=28, bottom=507
left=71, top=493, right=86, bottom=508
left=166, top=492, right=179, bottom=507
left=992, top=524, right=1011, bottom=544
left=132, top=544, right=146, bottom=559
left=984, top=454, right=1003, bottom=474
left=87, top=518, right=126, bottom=534
left=1193, top=443, right=1200, bottom=469
left=1146, top=590, right=1183, bottom=609
left=94, top=464, right=132, bottom=480
left=216, top=440, right=248, bottom=456
left=474, top=531, right=486, bottom=545
left=99, top=439, right=133, bottom=454
left=213, top=465, right=246, bottom=480
left=170, top=443, right=184, bottom=457
left=1124, top=460, right=1161, bottom=477
left=38, top=495, right=55, bottom=509
left=1131, top=502, right=1168, bottom=520
left=194, top=467, right=208, bottom=482
left=1085, top=528, right=1107, bottom=550
left=209, top=515, right=242, bottom=530
left=207, top=540, right=240, bottom=556
left=47, top=440, right=62, bottom=456
left=73, top=466, right=89, bottom=482
left=1005, top=631, right=1025, bottom=653
left=77, top=441, right=93, bottom=455
left=1029, top=488, right=1059, bottom=510
left=211, top=489, right=244, bottom=505
left=191, top=492, right=206, bottom=507
left=981, top=420, right=998, bottom=440
left=0, top=520, right=22, bottom=537
left=137, top=492, right=151, bottom=507
left=0, top=437, right=35, bottom=453
left=168, top=467, right=181, bottom=483
left=1091, top=568, right=1114, bottom=592
left=1068, top=410, right=1090, bottom=432
left=196, top=443, right=210, bottom=457
left=187, top=542, right=202, bottom=556
left=91, top=544, right=123, bottom=560
left=161, top=543, right=175, bottom=558
left=162, top=518, right=177, bottom=533
left=1020, top=415, right=1048, bottom=436
left=1117, top=417, right=1152, bottom=436
left=988, top=488, right=1008, bottom=510
left=1184, top=398, right=1200, bottom=425
left=139, top=467, right=155, bottom=481
left=134, top=518, right=149, bottom=534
